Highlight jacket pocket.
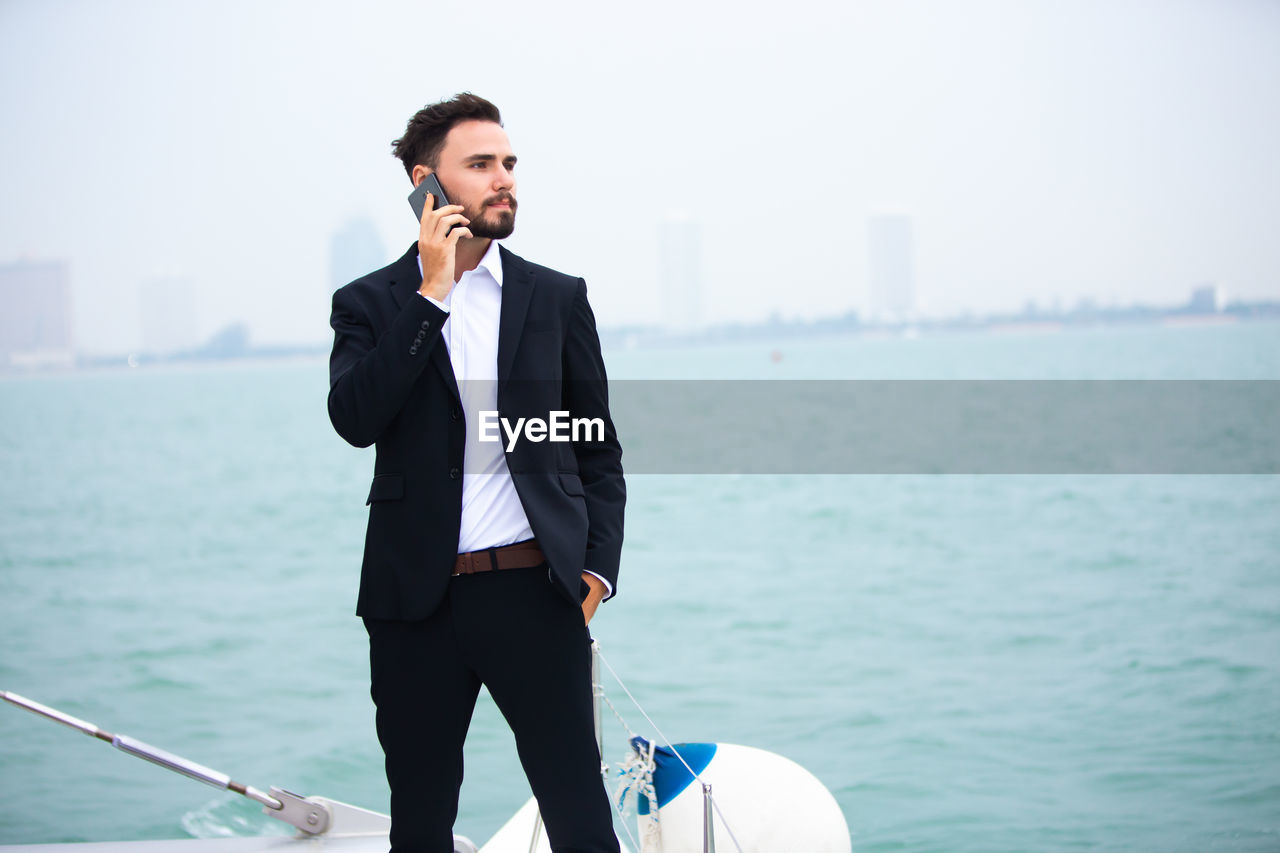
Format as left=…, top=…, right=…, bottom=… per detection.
left=558, top=471, right=584, bottom=497
left=366, top=473, right=405, bottom=505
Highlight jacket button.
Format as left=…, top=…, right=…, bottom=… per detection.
left=450, top=407, right=461, bottom=421
left=409, top=345, right=418, bottom=355
left=449, top=467, right=461, bottom=480
left=421, top=320, right=431, bottom=330
left=415, top=330, right=425, bottom=341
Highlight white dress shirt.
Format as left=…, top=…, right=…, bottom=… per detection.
left=418, top=241, right=611, bottom=595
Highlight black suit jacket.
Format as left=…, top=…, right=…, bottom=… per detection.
left=328, top=243, right=625, bottom=620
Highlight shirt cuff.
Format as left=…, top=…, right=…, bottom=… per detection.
left=418, top=292, right=450, bottom=312
left=583, top=570, right=613, bottom=599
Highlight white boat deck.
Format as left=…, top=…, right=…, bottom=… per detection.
left=1, top=840, right=389, bottom=852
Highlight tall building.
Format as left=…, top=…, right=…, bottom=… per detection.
left=867, top=215, right=916, bottom=321
left=659, top=211, right=703, bottom=330
left=0, top=260, right=73, bottom=368
left=139, top=278, right=196, bottom=356
left=329, top=218, right=386, bottom=293
left=1188, top=282, right=1225, bottom=313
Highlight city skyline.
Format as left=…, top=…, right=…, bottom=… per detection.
left=3, top=1, right=1278, bottom=354
left=1, top=220, right=1268, bottom=361
left=4, top=246, right=1265, bottom=368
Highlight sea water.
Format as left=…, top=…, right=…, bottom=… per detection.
left=1, top=322, right=1278, bottom=851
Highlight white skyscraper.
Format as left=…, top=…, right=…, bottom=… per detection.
left=0, top=260, right=73, bottom=368
left=1188, top=282, right=1226, bottom=313
left=867, top=215, right=916, bottom=321
left=659, top=211, right=703, bottom=331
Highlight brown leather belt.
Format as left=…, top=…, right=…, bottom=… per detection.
left=453, top=539, right=545, bottom=576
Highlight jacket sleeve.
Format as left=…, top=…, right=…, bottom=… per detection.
left=327, top=284, right=450, bottom=448
left=562, top=277, right=626, bottom=595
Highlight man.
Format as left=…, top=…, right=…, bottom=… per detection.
left=328, top=93, right=625, bottom=853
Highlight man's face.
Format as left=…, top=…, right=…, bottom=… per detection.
left=421, top=119, right=518, bottom=240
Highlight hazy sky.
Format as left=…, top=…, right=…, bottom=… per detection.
left=2, top=0, right=1278, bottom=352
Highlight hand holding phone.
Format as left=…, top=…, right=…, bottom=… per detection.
left=410, top=174, right=471, bottom=301
left=408, top=173, right=450, bottom=222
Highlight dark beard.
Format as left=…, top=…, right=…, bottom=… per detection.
left=465, top=200, right=517, bottom=239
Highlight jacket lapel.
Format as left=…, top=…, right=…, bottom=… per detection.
left=389, top=243, right=461, bottom=405
left=497, top=245, right=535, bottom=386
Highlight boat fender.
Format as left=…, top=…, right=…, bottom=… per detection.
left=622, top=737, right=850, bottom=853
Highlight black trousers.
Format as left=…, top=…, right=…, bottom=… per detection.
left=364, top=566, right=620, bottom=853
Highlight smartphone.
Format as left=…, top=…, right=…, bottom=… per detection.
left=408, top=173, right=449, bottom=222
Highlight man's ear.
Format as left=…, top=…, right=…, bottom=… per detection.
left=410, top=164, right=433, bottom=188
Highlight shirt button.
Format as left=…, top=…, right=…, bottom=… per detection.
left=449, top=467, right=460, bottom=480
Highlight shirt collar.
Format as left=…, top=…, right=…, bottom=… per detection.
left=475, top=238, right=504, bottom=287
left=414, top=239, right=504, bottom=286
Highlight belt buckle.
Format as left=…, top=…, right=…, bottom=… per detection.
left=453, top=545, right=509, bottom=576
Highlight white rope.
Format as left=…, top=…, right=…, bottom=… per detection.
left=612, top=738, right=659, bottom=852
left=602, top=688, right=637, bottom=738
left=599, top=668, right=646, bottom=853
left=596, top=646, right=746, bottom=853
left=609, top=781, right=645, bottom=853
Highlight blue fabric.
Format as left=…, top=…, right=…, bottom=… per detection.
left=629, top=736, right=718, bottom=814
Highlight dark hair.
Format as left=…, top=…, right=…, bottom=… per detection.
left=391, top=93, right=503, bottom=178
